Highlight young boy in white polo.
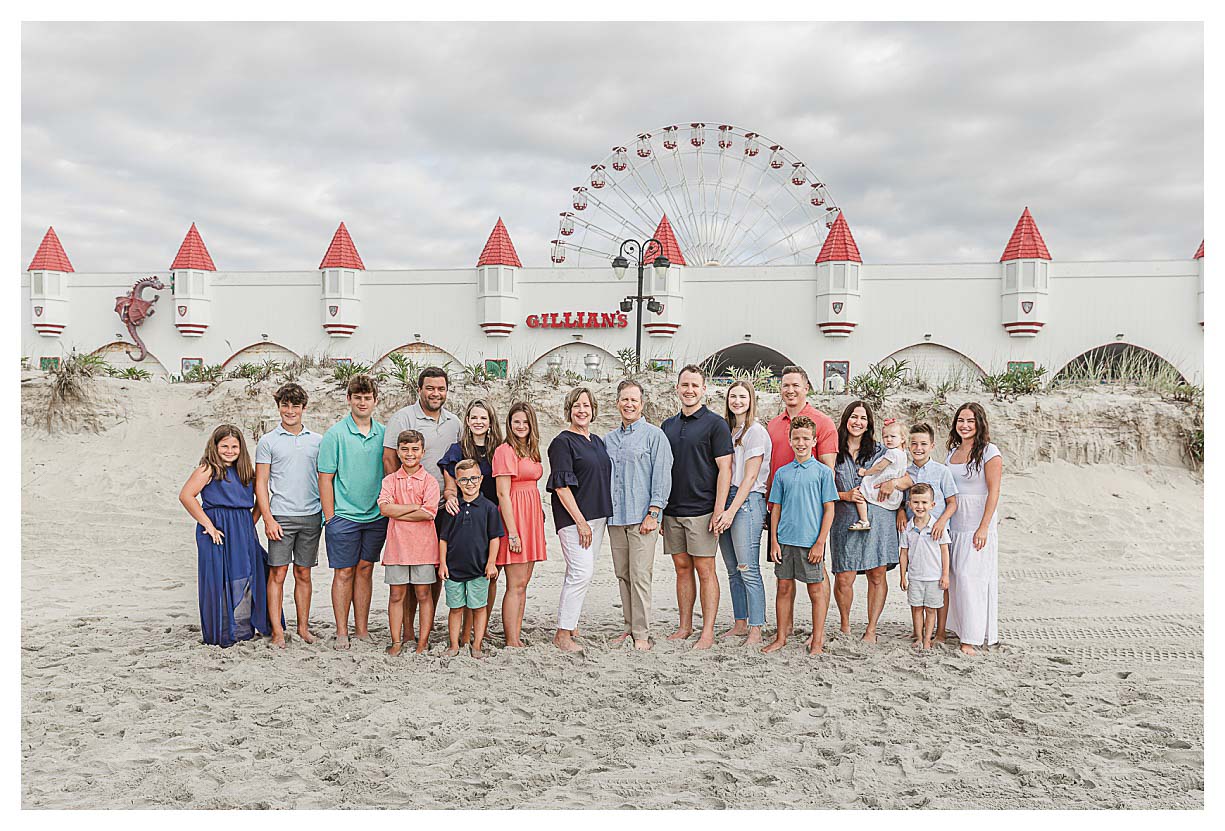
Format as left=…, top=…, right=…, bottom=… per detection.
left=899, top=483, right=951, bottom=650
left=763, top=416, right=838, bottom=656
left=438, top=459, right=503, bottom=659
left=255, top=382, right=324, bottom=648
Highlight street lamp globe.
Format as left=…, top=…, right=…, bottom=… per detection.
left=653, top=255, right=670, bottom=276
left=611, top=255, right=629, bottom=280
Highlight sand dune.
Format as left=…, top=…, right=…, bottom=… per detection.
left=21, top=375, right=1203, bottom=808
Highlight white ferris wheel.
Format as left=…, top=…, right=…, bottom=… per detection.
left=550, top=123, right=843, bottom=268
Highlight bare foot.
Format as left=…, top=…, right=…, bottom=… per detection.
left=921, top=641, right=932, bottom=650
left=333, top=635, right=351, bottom=651
left=933, top=634, right=947, bottom=644
left=761, top=639, right=786, bottom=654
left=504, top=640, right=528, bottom=648
left=839, top=624, right=852, bottom=635
left=471, top=645, right=486, bottom=660
left=352, top=632, right=372, bottom=642
left=862, top=630, right=878, bottom=644
left=611, top=632, right=632, bottom=646
left=911, top=640, right=924, bottom=651
left=807, top=641, right=824, bottom=655
left=667, top=628, right=693, bottom=641
left=745, top=628, right=763, bottom=646
left=297, top=627, right=317, bottom=644
left=445, top=646, right=460, bottom=657
left=633, top=638, right=652, bottom=651
left=719, top=624, right=748, bottom=639
left=414, top=642, right=429, bottom=654
left=960, top=644, right=977, bottom=656
left=271, top=632, right=287, bottom=649
left=553, top=633, right=584, bottom=653
left=385, top=641, right=403, bottom=656
left=692, top=635, right=714, bottom=650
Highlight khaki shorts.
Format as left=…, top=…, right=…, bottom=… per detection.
left=662, top=513, right=720, bottom=557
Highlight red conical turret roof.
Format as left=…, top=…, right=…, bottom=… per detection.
left=643, top=214, right=687, bottom=267
left=476, top=218, right=522, bottom=268
left=27, top=226, right=74, bottom=272
left=319, top=222, right=366, bottom=270
left=1194, top=240, right=1204, bottom=259
left=816, top=213, right=862, bottom=264
left=170, top=223, right=217, bottom=271
left=1000, top=207, right=1051, bottom=261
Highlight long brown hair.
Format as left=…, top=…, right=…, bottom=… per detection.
left=200, top=424, right=255, bottom=486
left=947, top=402, right=991, bottom=476
left=836, top=400, right=878, bottom=467
left=504, top=401, right=541, bottom=463
left=460, top=399, right=503, bottom=463
left=724, top=380, right=758, bottom=447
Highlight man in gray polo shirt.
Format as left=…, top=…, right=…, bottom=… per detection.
left=256, top=383, right=325, bottom=648
left=382, top=366, right=460, bottom=638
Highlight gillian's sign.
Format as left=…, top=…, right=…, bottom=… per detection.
left=526, top=312, right=629, bottom=329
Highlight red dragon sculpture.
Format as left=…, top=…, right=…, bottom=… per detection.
left=114, top=276, right=165, bottom=361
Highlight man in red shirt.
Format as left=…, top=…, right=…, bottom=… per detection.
left=766, top=366, right=838, bottom=502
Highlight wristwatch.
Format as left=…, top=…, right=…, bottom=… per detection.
left=647, top=508, right=661, bottom=520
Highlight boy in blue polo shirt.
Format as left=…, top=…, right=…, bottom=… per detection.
left=898, top=422, right=959, bottom=640
left=438, top=459, right=503, bottom=659
left=255, top=382, right=324, bottom=648
left=317, top=374, right=388, bottom=651
left=763, top=416, right=838, bottom=656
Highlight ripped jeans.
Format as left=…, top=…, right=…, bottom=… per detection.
left=717, top=486, right=767, bottom=628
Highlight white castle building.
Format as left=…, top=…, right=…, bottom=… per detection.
left=22, top=152, right=1205, bottom=389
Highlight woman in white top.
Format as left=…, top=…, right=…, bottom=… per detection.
left=944, top=402, right=1003, bottom=655
left=713, top=380, right=772, bottom=645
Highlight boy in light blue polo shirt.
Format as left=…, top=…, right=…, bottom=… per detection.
left=763, top=416, right=838, bottom=656
left=318, top=374, right=388, bottom=650
left=256, top=382, right=324, bottom=648
left=900, top=423, right=959, bottom=539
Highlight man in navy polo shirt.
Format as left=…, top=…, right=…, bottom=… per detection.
left=661, top=364, right=734, bottom=650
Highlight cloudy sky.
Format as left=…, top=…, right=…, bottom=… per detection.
left=22, top=22, right=1203, bottom=273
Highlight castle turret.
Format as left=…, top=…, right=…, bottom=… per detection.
left=476, top=218, right=522, bottom=337
left=999, top=207, right=1051, bottom=338
left=171, top=223, right=216, bottom=337
left=642, top=214, right=685, bottom=338
left=1195, top=240, right=1204, bottom=327
left=815, top=213, right=862, bottom=337
left=318, top=222, right=364, bottom=338
left=27, top=227, right=73, bottom=337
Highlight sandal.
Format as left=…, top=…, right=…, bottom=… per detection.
left=848, top=520, right=871, bottom=531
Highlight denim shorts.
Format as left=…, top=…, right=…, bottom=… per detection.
left=324, top=515, right=388, bottom=570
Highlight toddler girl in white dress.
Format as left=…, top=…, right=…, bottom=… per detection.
left=850, top=419, right=908, bottom=531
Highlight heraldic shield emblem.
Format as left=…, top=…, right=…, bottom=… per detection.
left=832, top=301, right=844, bottom=315
left=34, top=306, right=43, bottom=317
left=177, top=305, right=187, bottom=317
left=329, top=305, right=339, bottom=317
left=1022, top=301, right=1034, bottom=314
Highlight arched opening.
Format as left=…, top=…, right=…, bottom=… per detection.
left=1054, top=343, right=1187, bottom=387
left=528, top=343, right=621, bottom=380
left=89, top=341, right=170, bottom=377
left=375, top=342, right=463, bottom=375
left=700, top=343, right=797, bottom=381
left=221, top=341, right=301, bottom=369
left=881, top=343, right=985, bottom=389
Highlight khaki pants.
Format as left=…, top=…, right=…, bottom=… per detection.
left=608, top=524, right=658, bottom=640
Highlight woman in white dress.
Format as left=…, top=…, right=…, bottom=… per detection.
left=944, top=402, right=1003, bottom=655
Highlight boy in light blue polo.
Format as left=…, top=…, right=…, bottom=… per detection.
left=763, top=416, right=838, bottom=656
left=318, top=374, right=388, bottom=650
left=256, top=382, right=324, bottom=648
left=900, top=422, right=959, bottom=539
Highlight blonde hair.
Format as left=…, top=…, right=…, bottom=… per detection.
left=882, top=420, right=906, bottom=442
left=563, top=387, right=598, bottom=423
left=200, top=424, right=255, bottom=486
left=723, top=380, right=759, bottom=447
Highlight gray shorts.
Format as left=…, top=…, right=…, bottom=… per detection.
left=662, top=513, right=719, bottom=557
left=774, top=543, right=827, bottom=584
left=266, top=513, right=323, bottom=568
left=907, top=579, right=945, bottom=608
left=384, top=564, right=437, bottom=586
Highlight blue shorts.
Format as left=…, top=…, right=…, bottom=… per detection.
left=324, top=515, right=388, bottom=570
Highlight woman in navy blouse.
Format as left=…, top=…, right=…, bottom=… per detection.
left=546, top=386, right=613, bottom=652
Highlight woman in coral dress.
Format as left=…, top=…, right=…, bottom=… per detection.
left=492, top=402, right=548, bottom=648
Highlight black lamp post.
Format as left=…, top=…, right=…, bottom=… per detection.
left=611, top=238, right=669, bottom=371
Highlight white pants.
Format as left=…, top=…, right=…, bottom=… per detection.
left=556, top=518, right=607, bottom=631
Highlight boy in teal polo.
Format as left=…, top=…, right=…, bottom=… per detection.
left=318, top=374, right=387, bottom=650
left=762, top=416, right=837, bottom=656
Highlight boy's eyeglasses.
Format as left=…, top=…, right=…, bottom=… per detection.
left=457, top=476, right=481, bottom=485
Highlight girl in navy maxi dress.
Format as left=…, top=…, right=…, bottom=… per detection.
left=179, top=425, right=275, bottom=647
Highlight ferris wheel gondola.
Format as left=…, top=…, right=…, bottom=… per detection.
left=549, top=123, right=841, bottom=267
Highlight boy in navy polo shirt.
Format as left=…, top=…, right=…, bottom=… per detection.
left=763, top=416, right=838, bottom=656
left=438, top=459, right=503, bottom=659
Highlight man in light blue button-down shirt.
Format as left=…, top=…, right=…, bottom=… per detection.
left=604, top=380, right=674, bottom=650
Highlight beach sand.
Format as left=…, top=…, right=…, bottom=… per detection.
left=21, top=375, right=1204, bottom=808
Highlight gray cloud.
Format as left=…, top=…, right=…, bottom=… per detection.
left=22, top=21, right=1203, bottom=272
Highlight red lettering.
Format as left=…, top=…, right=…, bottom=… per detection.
left=586, top=312, right=599, bottom=328
left=548, top=313, right=561, bottom=327
left=526, top=314, right=539, bottom=328
left=562, top=312, right=575, bottom=327
left=616, top=313, right=628, bottom=327
left=601, top=312, right=616, bottom=327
